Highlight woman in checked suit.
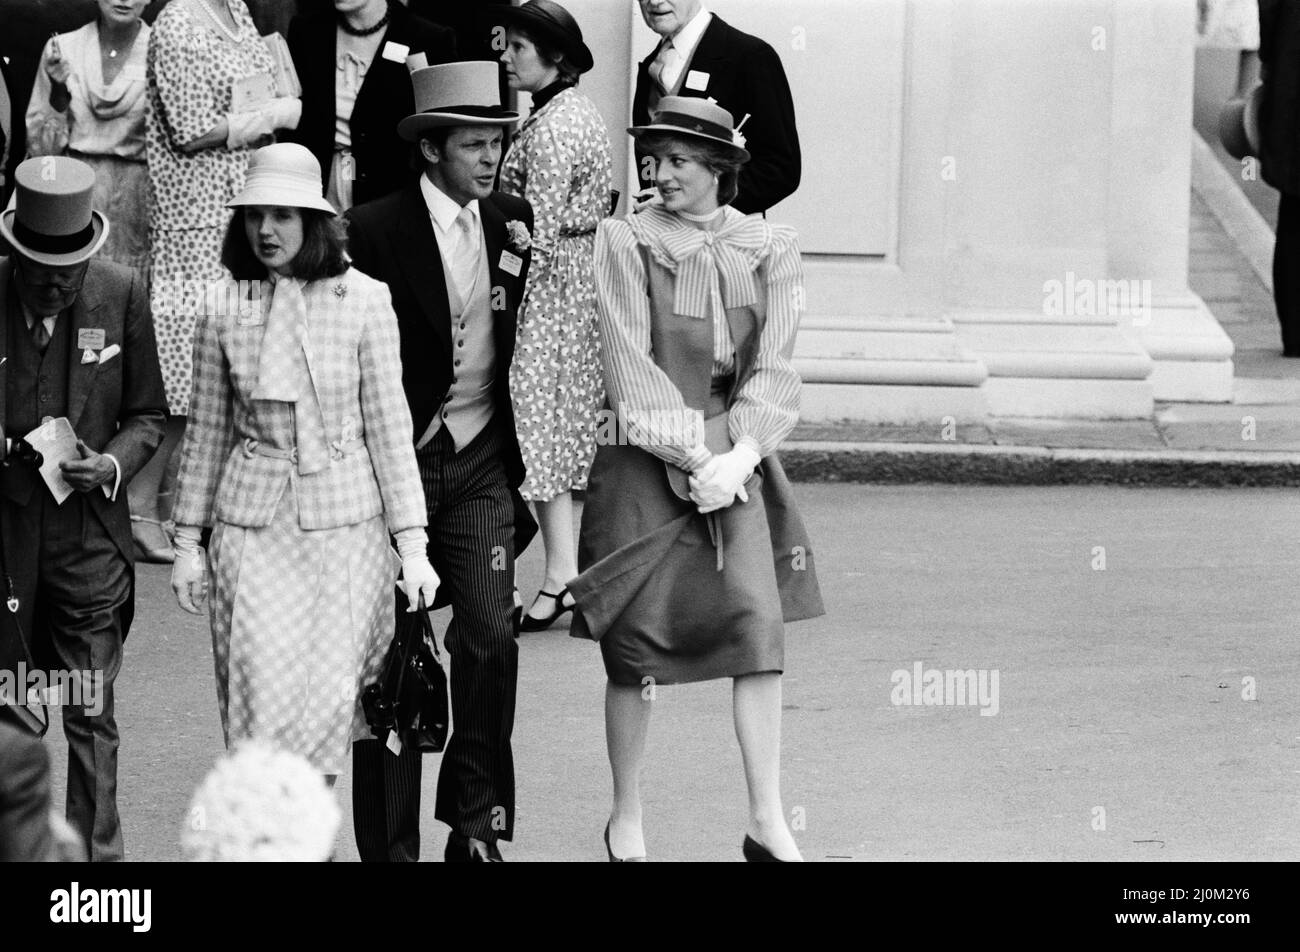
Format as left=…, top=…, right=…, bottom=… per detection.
left=169, top=143, right=438, bottom=785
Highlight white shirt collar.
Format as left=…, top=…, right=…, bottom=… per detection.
left=420, top=174, right=480, bottom=236
left=667, top=5, right=712, bottom=55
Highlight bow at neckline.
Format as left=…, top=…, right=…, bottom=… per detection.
left=632, top=207, right=771, bottom=319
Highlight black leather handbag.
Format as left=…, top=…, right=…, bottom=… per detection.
left=360, top=595, right=449, bottom=754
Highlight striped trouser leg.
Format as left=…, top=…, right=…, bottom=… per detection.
left=426, top=426, right=519, bottom=843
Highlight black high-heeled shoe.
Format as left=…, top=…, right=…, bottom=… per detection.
left=604, top=821, right=646, bottom=862
left=742, top=834, right=786, bottom=862
left=520, top=587, right=573, bottom=632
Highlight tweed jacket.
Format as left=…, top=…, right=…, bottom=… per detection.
left=0, top=257, right=167, bottom=555
left=172, top=266, right=427, bottom=532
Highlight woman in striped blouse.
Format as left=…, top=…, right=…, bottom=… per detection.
left=568, top=97, right=825, bottom=863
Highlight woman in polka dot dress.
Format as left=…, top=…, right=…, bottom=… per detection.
left=498, top=1, right=611, bottom=630
left=136, top=0, right=300, bottom=562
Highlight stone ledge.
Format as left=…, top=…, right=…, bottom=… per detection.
left=780, top=441, right=1300, bottom=487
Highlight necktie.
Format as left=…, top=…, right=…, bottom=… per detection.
left=648, top=40, right=678, bottom=92
left=31, top=318, right=52, bottom=355
left=448, top=206, right=478, bottom=301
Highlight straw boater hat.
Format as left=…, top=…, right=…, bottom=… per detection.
left=227, top=143, right=335, bottom=213
left=628, top=96, right=751, bottom=163
left=398, top=61, right=520, bottom=141
left=495, top=0, right=594, bottom=74
left=0, top=156, right=109, bottom=267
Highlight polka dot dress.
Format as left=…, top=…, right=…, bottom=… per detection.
left=145, top=0, right=274, bottom=415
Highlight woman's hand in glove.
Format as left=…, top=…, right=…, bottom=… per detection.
left=688, top=445, right=761, bottom=514
left=399, top=556, right=440, bottom=612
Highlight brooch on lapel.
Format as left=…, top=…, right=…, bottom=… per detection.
left=505, top=220, right=532, bottom=252
left=332, top=282, right=348, bottom=299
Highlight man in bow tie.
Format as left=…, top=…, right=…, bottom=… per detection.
left=632, top=0, right=801, bottom=215
left=346, top=61, right=536, bottom=863
left=0, top=156, right=166, bottom=861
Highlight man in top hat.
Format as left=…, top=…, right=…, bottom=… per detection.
left=632, top=0, right=800, bottom=216
left=346, top=60, right=536, bottom=863
left=0, top=156, right=166, bottom=861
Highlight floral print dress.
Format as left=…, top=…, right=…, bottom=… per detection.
left=499, top=86, right=612, bottom=502
left=146, top=0, right=274, bottom=415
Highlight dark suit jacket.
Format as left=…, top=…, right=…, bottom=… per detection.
left=632, top=15, right=801, bottom=215
left=0, top=721, right=53, bottom=861
left=346, top=180, right=538, bottom=573
left=0, top=258, right=167, bottom=564
left=285, top=4, right=457, bottom=207
left=1259, top=0, right=1300, bottom=196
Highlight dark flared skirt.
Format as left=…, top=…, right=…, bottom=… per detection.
left=569, top=438, right=824, bottom=687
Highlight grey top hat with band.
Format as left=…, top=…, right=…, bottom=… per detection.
left=0, top=157, right=110, bottom=267
left=398, top=62, right=520, bottom=141
left=628, top=96, right=751, bottom=163
left=496, top=0, right=594, bottom=74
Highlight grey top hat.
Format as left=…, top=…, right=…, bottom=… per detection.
left=628, top=96, right=752, bottom=163
left=0, top=157, right=110, bottom=267
left=398, top=62, right=520, bottom=141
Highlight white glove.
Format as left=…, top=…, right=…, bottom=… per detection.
left=226, top=96, right=302, bottom=149
left=688, top=444, right=761, bottom=514
left=171, top=526, right=208, bottom=615
left=399, top=556, right=440, bottom=612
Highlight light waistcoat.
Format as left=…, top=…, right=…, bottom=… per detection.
left=421, top=238, right=495, bottom=450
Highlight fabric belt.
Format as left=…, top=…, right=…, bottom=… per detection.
left=241, top=436, right=365, bottom=464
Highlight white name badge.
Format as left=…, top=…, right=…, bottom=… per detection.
left=77, top=328, right=105, bottom=350
left=382, top=41, right=410, bottom=64
left=498, top=250, right=523, bottom=277
left=685, top=69, right=710, bottom=91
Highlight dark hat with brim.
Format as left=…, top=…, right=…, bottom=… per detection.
left=628, top=96, right=751, bottom=163
left=0, top=156, right=109, bottom=267
left=495, top=0, right=594, bottom=74
left=398, top=62, right=520, bottom=141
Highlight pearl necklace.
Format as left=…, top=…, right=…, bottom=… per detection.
left=197, top=0, right=240, bottom=43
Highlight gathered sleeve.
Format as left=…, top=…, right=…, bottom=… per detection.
left=25, top=37, right=70, bottom=156
left=147, top=14, right=223, bottom=149
left=728, top=227, right=804, bottom=457
left=171, top=307, right=238, bottom=529
left=594, top=219, right=712, bottom=472
left=357, top=278, right=427, bottom=535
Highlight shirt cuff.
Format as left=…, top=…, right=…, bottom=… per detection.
left=101, top=454, right=122, bottom=502
left=682, top=445, right=714, bottom=473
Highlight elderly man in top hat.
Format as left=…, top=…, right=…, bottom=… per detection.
left=0, top=156, right=166, bottom=861
left=346, top=61, right=536, bottom=863
left=631, top=0, right=800, bottom=216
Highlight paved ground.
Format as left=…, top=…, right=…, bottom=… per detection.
left=37, top=484, right=1300, bottom=861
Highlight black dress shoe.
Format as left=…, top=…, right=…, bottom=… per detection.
left=520, top=587, right=574, bottom=632
left=445, top=831, right=504, bottom=862
left=742, top=834, right=785, bottom=862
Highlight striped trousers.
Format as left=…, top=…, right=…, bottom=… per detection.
left=352, top=422, right=519, bottom=861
